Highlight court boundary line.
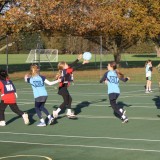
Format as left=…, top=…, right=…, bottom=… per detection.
left=4, top=112, right=160, bottom=121
left=0, top=140, right=160, bottom=153
left=0, top=131, right=160, bottom=142
left=0, top=155, right=52, bottom=160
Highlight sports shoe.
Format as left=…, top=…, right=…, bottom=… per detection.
left=0, top=121, right=6, bottom=126
left=37, top=122, right=46, bottom=127
left=53, top=111, right=58, bottom=118
left=149, top=90, right=153, bottom=92
left=122, top=118, right=129, bottom=123
left=22, top=113, right=29, bottom=125
left=145, top=90, right=150, bottom=93
left=66, top=112, right=77, bottom=119
left=48, top=117, right=54, bottom=125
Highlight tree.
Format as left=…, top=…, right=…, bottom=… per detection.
left=93, top=0, right=160, bottom=63
left=0, top=0, right=160, bottom=63
left=153, top=35, right=160, bottom=57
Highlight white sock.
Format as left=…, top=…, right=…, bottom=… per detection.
left=122, top=115, right=126, bottom=120
left=40, top=118, right=45, bottom=123
left=48, top=115, right=51, bottom=119
left=119, top=108, right=123, bottom=113
left=56, top=108, right=61, bottom=114
left=67, top=109, right=71, bottom=114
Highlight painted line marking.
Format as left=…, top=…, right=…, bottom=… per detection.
left=0, top=155, right=52, bottom=160
left=0, top=131, right=160, bottom=142
left=4, top=112, right=160, bottom=121
left=0, top=140, right=160, bottom=153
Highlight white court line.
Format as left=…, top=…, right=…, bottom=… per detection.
left=19, top=98, right=158, bottom=105
left=78, top=115, right=160, bottom=121
left=17, top=100, right=157, bottom=109
left=16, top=84, right=160, bottom=96
left=3, top=112, right=160, bottom=121
left=18, top=91, right=160, bottom=98
left=0, top=131, right=160, bottom=142
left=0, top=155, right=52, bottom=160
left=0, top=140, right=160, bottom=153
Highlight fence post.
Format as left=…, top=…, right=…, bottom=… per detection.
left=6, top=35, right=9, bottom=73
left=100, top=36, right=103, bottom=78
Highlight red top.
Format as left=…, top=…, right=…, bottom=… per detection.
left=0, top=79, right=16, bottom=104
left=59, top=67, right=73, bottom=87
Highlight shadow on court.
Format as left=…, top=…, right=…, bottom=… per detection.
left=51, top=99, right=107, bottom=123
left=117, top=101, right=132, bottom=108
left=152, top=96, right=160, bottom=118
left=6, top=115, right=22, bottom=125
left=74, top=98, right=107, bottom=115
left=152, top=96, right=160, bottom=109
left=6, top=108, right=36, bottom=125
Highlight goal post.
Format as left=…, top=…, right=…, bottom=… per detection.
left=25, top=49, right=58, bottom=63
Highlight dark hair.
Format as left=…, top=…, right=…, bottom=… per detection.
left=145, top=59, right=152, bottom=66
left=109, top=61, right=117, bottom=70
left=0, top=70, right=8, bottom=80
left=108, top=61, right=124, bottom=78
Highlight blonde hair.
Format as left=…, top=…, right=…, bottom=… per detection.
left=58, top=61, right=66, bottom=70
left=55, top=61, right=66, bottom=79
left=30, top=64, right=39, bottom=76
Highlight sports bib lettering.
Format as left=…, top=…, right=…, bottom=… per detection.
left=33, top=81, right=44, bottom=87
left=109, top=76, right=119, bottom=84
left=1, top=80, right=16, bottom=94
left=5, top=84, right=14, bottom=91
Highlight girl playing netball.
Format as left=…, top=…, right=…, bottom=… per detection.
left=25, top=64, right=60, bottom=127
left=100, top=61, right=129, bottom=123
left=0, top=69, right=29, bottom=126
left=145, top=60, right=153, bottom=93
left=53, top=54, right=88, bottom=119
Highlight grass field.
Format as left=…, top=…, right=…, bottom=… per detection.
left=0, top=80, right=160, bottom=160
left=1, top=53, right=160, bottom=83
left=1, top=53, right=160, bottom=67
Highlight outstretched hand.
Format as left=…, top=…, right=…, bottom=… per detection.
left=24, top=74, right=30, bottom=82
left=82, top=60, right=89, bottom=64
left=78, top=54, right=83, bottom=60
left=127, top=77, right=130, bottom=80
left=24, top=74, right=31, bottom=78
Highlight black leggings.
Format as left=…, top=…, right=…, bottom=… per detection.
left=59, top=93, right=72, bottom=110
left=109, top=93, right=123, bottom=118
left=0, top=101, right=24, bottom=121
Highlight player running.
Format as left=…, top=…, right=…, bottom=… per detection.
left=100, top=61, right=129, bottom=123
left=53, top=54, right=89, bottom=119
left=25, top=64, right=60, bottom=127
left=0, top=69, right=29, bottom=126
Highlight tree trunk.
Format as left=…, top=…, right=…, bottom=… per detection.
left=155, top=46, right=160, bottom=57
left=113, top=52, right=121, bottom=64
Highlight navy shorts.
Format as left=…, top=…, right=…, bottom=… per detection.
left=109, top=93, right=120, bottom=101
